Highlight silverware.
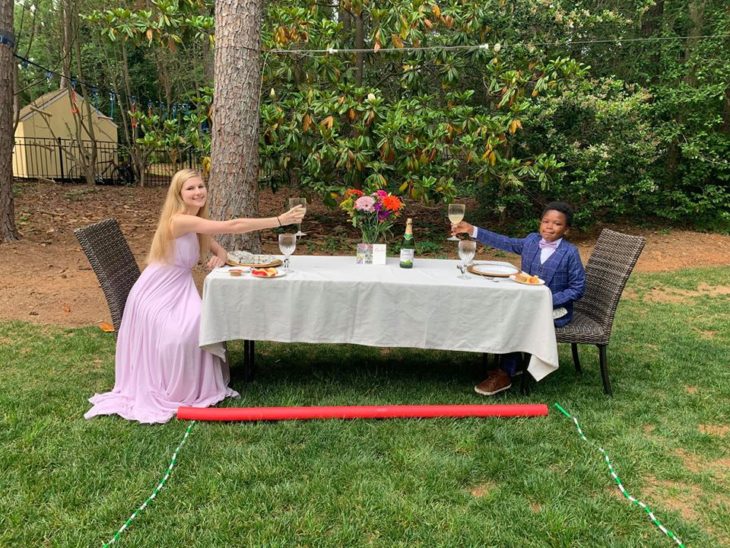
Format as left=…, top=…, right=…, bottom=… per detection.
left=482, top=276, right=502, bottom=282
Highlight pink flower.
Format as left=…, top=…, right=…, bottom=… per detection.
left=354, top=196, right=376, bottom=212
left=375, top=189, right=388, bottom=198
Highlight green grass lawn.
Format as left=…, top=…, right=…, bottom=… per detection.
left=1, top=268, right=728, bottom=546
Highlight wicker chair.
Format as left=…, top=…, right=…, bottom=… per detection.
left=74, top=218, right=141, bottom=332
left=556, top=228, right=645, bottom=395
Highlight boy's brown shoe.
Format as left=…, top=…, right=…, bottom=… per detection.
left=474, top=369, right=512, bottom=396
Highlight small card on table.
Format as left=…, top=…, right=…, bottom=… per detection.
left=372, top=244, right=387, bottom=265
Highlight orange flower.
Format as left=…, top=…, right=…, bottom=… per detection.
left=344, top=188, right=364, bottom=198
left=382, top=194, right=403, bottom=212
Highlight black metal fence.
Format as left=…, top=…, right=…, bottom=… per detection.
left=12, top=137, right=205, bottom=186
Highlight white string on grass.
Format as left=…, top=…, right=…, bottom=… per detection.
left=554, top=403, right=685, bottom=547
left=103, top=421, right=196, bottom=547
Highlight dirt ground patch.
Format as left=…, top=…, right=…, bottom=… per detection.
left=642, top=475, right=703, bottom=522
left=469, top=481, right=497, bottom=498
left=673, top=448, right=704, bottom=474
left=2, top=181, right=730, bottom=328
left=699, top=424, right=730, bottom=437
left=643, top=450, right=730, bottom=544
left=625, top=283, right=730, bottom=304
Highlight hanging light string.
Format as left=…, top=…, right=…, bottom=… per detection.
left=14, top=32, right=730, bottom=93
left=554, top=404, right=685, bottom=547
left=14, top=52, right=115, bottom=98
left=16, top=74, right=54, bottom=95
left=103, top=421, right=197, bottom=547
left=13, top=52, right=196, bottom=120
left=13, top=34, right=730, bottom=169
left=266, top=33, right=730, bottom=55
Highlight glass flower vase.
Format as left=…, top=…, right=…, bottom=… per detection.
left=356, top=242, right=374, bottom=264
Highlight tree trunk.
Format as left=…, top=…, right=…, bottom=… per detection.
left=339, top=2, right=351, bottom=36
left=639, top=0, right=664, bottom=85
left=684, top=0, right=705, bottom=87
left=60, top=0, right=72, bottom=88
left=13, top=0, right=35, bottom=134
left=208, top=0, right=264, bottom=252
left=202, top=34, right=214, bottom=83
left=354, top=12, right=364, bottom=86
left=667, top=0, right=706, bottom=180
left=0, top=0, right=20, bottom=241
left=155, top=50, right=173, bottom=105
left=73, top=18, right=98, bottom=186
left=117, top=44, right=144, bottom=187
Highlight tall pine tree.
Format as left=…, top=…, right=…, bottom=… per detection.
left=0, top=0, right=20, bottom=242
left=208, top=0, right=265, bottom=251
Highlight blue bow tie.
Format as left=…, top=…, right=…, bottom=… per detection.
left=538, top=238, right=560, bottom=250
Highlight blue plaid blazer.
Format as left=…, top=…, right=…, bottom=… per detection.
left=474, top=228, right=586, bottom=327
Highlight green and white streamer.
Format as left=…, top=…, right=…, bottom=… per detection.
left=554, top=403, right=684, bottom=547
left=100, top=406, right=687, bottom=546
left=103, top=421, right=197, bottom=547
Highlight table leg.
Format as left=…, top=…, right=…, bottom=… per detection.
left=481, top=353, right=491, bottom=376
left=519, top=354, right=530, bottom=395
left=243, top=340, right=256, bottom=382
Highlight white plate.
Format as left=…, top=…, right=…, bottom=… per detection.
left=469, top=261, right=519, bottom=277
left=509, top=274, right=545, bottom=285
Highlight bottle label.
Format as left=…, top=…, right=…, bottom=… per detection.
left=400, top=249, right=414, bottom=264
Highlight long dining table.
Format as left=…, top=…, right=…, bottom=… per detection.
left=199, top=256, right=559, bottom=381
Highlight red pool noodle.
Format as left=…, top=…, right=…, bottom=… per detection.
left=177, top=403, right=548, bottom=422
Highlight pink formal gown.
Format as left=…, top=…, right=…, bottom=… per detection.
left=85, top=232, right=239, bottom=424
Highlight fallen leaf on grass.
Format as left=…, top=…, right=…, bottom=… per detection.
left=99, top=322, right=115, bottom=333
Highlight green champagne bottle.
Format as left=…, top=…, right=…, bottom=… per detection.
left=399, top=218, right=415, bottom=268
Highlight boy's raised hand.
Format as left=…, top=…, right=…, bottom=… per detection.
left=451, top=221, right=474, bottom=236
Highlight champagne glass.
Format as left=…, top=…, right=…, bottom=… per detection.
left=447, top=203, right=465, bottom=241
left=457, top=240, right=476, bottom=279
left=278, top=233, right=297, bottom=273
left=288, top=197, right=307, bottom=237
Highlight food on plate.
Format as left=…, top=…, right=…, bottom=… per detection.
left=251, top=267, right=279, bottom=278
left=229, top=269, right=244, bottom=277
left=227, top=250, right=277, bottom=266
left=514, top=272, right=541, bottom=284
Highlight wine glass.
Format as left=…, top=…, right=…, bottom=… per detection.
left=447, top=203, right=465, bottom=241
left=278, top=233, right=297, bottom=273
left=288, top=197, right=307, bottom=237
left=457, top=240, right=476, bottom=279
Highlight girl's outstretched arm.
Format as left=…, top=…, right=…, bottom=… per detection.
left=170, top=206, right=304, bottom=238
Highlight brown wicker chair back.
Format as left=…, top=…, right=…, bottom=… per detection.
left=74, top=218, right=141, bottom=332
left=556, top=228, right=645, bottom=394
left=574, top=228, right=646, bottom=338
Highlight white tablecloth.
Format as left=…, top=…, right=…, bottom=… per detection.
left=200, top=256, right=559, bottom=381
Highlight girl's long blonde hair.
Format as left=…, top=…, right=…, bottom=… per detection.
left=147, top=169, right=211, bottom=264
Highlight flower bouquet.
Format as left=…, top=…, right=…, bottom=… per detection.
left=339, top=188, right=405, bottom=244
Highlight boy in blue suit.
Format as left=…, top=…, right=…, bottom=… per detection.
left=452, top=201, right=586, bottom=396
